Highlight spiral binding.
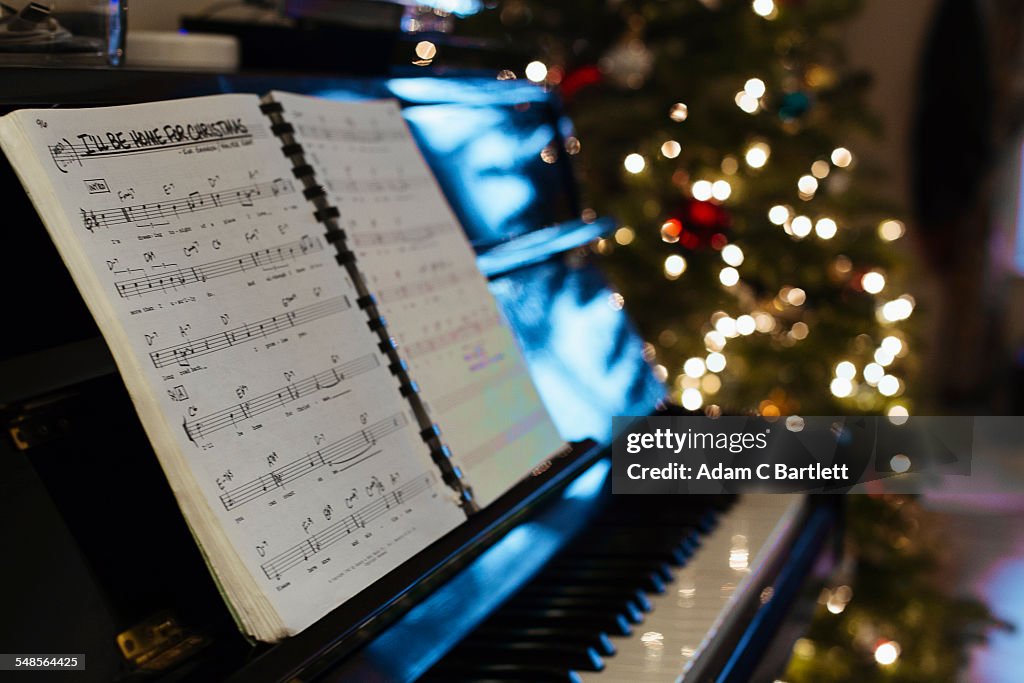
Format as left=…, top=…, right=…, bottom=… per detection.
left=259, top=98, right=478, bottom=515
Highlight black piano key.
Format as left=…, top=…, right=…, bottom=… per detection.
left=594, top=518, right=711, bottom=540
left=421, top=496, right=737, bottom=683
left=467, top=627, right=616, bottom=657
left=574, top=536, right=696, bottom=564
left=682, top=534, right=702, bottom=552
left=580, top=524, right=699, bottom=540
left=485, top=608, right=633, bottom=636
left=550, top=556, right=674, bottom=583
left=519, top=584, right=653, bottom=612
left=594, top=504, right=707, bottom=525
left=421, top=663, right=585, bottom=683
left=574, top=537, right=693, bottom=562
left=597, top=495, right=731, bottom=521
left=535, top=567, right=666, bottom=594
left=509, top=594, right=644, bottom=623
left=569, top=546, right=688, bottom=566
left=444, top=642, right=604, bottom=672
left=574, top=526, right=696, bottom=551
left=697, top=510, right=719, bottom=534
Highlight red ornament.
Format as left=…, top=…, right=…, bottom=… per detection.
left=669, top=199, right=732, bottom=250
left=560, top=64, right=603, bottom=102
left=710, top=233, right=729, bottom=250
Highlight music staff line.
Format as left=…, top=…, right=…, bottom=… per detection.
left=219, top=413, right=408, bottom=511
left=326, top=176, right=426, bottom=196
left=81, top=179, right=295, bottom=232
left=149, top=296, right=351, bottom=369
left=114, top=235, right=323, bottom=299
left=433, top=362, right=520, bottom=414
left=374, top=267, right=480, bottom=305
left=296, top=123, right=406, bottom=144
left=260, top=473, right=433, bottom=581
left=182, top=353, right=380, bottom=442
left=403, top=314, right=502, bottom=359
left=350, top=222, right=446, bottom=249
left=459, top=408, right=551, bottom=469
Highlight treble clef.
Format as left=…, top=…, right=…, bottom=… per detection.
left=50, top=137, right=81, bottom=174
left=80, top=208, right=101, bottom=233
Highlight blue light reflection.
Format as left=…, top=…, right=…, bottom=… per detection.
left=363, top=458, right=610, bottom=680
left=489, top=258, right=665, bottom=444
left=563, top=458, right=611, bottom=500
left=309, top=76, right=576, bottom=247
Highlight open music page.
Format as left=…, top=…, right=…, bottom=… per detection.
left=267, top=92, right=566, bottom=507
left=0, top=96, right=465, bottom=641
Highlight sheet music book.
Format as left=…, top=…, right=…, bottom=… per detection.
left=0, top=93, right=565, bottom=642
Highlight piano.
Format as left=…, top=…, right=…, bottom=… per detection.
left=0, top=67, right=841, bottom=682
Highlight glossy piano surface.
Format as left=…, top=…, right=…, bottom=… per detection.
left=486, top=237, right=665, bottom=444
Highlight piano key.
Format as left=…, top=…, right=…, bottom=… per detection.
left=577, top=494, right=804, bottom=682
left=593, top=511, right=719, bottom=536
left=533, top=567, right=667, bottom=594
left=518, top=585, right=653, bottom=613
left=484, top=609, right=634, bottom=637
left=571, top=528, right=697, bottom=556
left=444, top=642, right=605, bottom=672
left=422, top=662, right=588, bottom=682
left=581, top=520, right=700, bottom=536
left=567, top=541, right=690, bottom=564
left=549, top=557, right=674, bottom=584
left=568, top=546, right=689, bottom=566
left=508, top=595, right=645, bottom=624
left=421, top=495, right=799, bottom=683
left=467, top=627, right=617, bottom=657
left=592, top=501, right=717, bottom=524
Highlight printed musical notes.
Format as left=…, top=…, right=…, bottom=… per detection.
left=219, top=413, right=407, bottom=510
left=350, top=222, right=444, bottom=249
left=327, top=176, right=423, bottom=195
left=79, top=179, right=295, bottom=232
left=273, top=91, right=566, bottom=509
left=114, top=235, right=322, bottom=298
left=259, top=473, right=433, bottom=581
left=149, top=296, right=350, bottom=368
left=4, top=94, right=482, bottom=640
left=182, top=353, right=380, bottom=442
left=402, top=312, right=502, bottom=359
left=373, top=267, right=479, bottom=304
left=295, top=122, right=405, bottom=144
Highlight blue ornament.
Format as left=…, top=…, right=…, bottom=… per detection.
left=778, top=90, right=811, bottom=120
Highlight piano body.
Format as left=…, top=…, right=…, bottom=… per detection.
left=0, top=68, right=840, bottom=682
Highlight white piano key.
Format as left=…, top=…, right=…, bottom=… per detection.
left=579, top=494, right=804, bottom=682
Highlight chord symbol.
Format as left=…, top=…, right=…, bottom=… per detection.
left=271, top=178, right=291, bottom=195
left=260, top=476, right=432, bottom=581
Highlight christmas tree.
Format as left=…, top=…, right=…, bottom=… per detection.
left=463, top=0, right=915, bottom=417
left=454, top=1, right=1005, bottom=679
left=784, top=495, right=1009, bottom=682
